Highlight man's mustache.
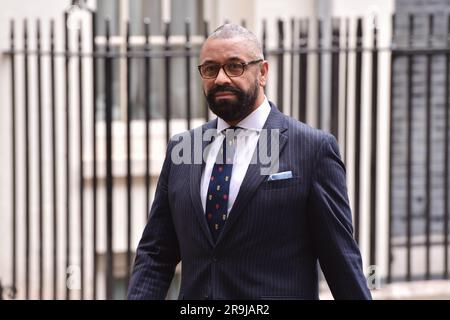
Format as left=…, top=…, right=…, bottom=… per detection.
left=207, top=85, right=243, bottom=97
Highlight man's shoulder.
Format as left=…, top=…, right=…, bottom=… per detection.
left=283, top=113, right=334, bottom=146
left=166, top=119, right=217, bottom=154
left=266, top=101, right=329, bottom=141
left=169, top=119, right=212, bottom=137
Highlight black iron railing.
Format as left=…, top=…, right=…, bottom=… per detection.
left=2, top=9, right=450, bottom=299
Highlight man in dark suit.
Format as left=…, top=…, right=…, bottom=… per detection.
left=127, top=23, right=372, bottom=300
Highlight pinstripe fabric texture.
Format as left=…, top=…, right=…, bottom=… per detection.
left=127, top=102, right=372, bottom=300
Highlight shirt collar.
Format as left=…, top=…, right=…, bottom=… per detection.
left=216, top=96, right=271, bottom=134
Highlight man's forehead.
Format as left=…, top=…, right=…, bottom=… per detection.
left=200, top=37, right=250, bottom=61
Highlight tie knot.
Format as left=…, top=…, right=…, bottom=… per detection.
left=218, top=127, right=240, bottom=165
left=223, top=126, right=242, bottom=136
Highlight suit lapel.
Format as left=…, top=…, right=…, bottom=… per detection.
left=215, top=103, right=288, bottom=245
left=189, top=118, right=217, bottom=247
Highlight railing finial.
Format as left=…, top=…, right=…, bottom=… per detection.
left=65, top=0, right=91, bottom=30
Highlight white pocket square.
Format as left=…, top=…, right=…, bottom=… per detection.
left=267, top=171, right=293, bottom=181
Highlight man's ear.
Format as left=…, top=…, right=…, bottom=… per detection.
left=259, top=60, right=269, bottom=87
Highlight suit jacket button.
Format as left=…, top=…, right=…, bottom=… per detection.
left=212, top=256, right=218, bottom=262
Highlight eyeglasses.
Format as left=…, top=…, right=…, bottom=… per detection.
left=198, top=59, right=263, bottom=79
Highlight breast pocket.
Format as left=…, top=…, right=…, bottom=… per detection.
left=261, top=176, right=302, bottom=190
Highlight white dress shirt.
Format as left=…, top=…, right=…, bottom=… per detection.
left=200, top=96, right=271, bottom=215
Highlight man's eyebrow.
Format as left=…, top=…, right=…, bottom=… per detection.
left=200, top=59, right=217, bottom=64
left=226, top=57, right=244, bottom=62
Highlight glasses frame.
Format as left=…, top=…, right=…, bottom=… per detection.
left=197, top=59, right=263, bottom=79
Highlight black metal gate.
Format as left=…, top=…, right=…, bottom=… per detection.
left=1, top=6, right=450, bottom=299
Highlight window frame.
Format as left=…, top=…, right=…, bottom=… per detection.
left=95, top=0, right=205, bottom=122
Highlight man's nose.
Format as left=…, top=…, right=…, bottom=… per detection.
left=214, top=67, right=231, bottom=86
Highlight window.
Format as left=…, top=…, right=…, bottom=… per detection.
left=96, top=0, right=120, bottom=36
left=130, top=0, right=163, bottom=35
left=170, top=0, right=204, bottom=35
left=95, top=0, right=205, bottom=121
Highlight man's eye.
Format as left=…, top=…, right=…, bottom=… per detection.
left=204, top=65, right=218, bottom=73
left=227, top=63, right=242, bottom=71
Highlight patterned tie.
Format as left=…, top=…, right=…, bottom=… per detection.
left=205, top=127, right=237, bottom=242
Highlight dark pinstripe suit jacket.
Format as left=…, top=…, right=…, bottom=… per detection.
left=127, top=102, right=372, bottom=300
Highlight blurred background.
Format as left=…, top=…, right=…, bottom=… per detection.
left=0, top=0, right=450, bottom=300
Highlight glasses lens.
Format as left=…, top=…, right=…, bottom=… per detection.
left=201, top=64, right=220, bottom=78
left=224, top=62, right=244, bottom=76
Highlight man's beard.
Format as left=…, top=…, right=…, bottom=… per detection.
left=205, top=81, right=259, bottom=123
